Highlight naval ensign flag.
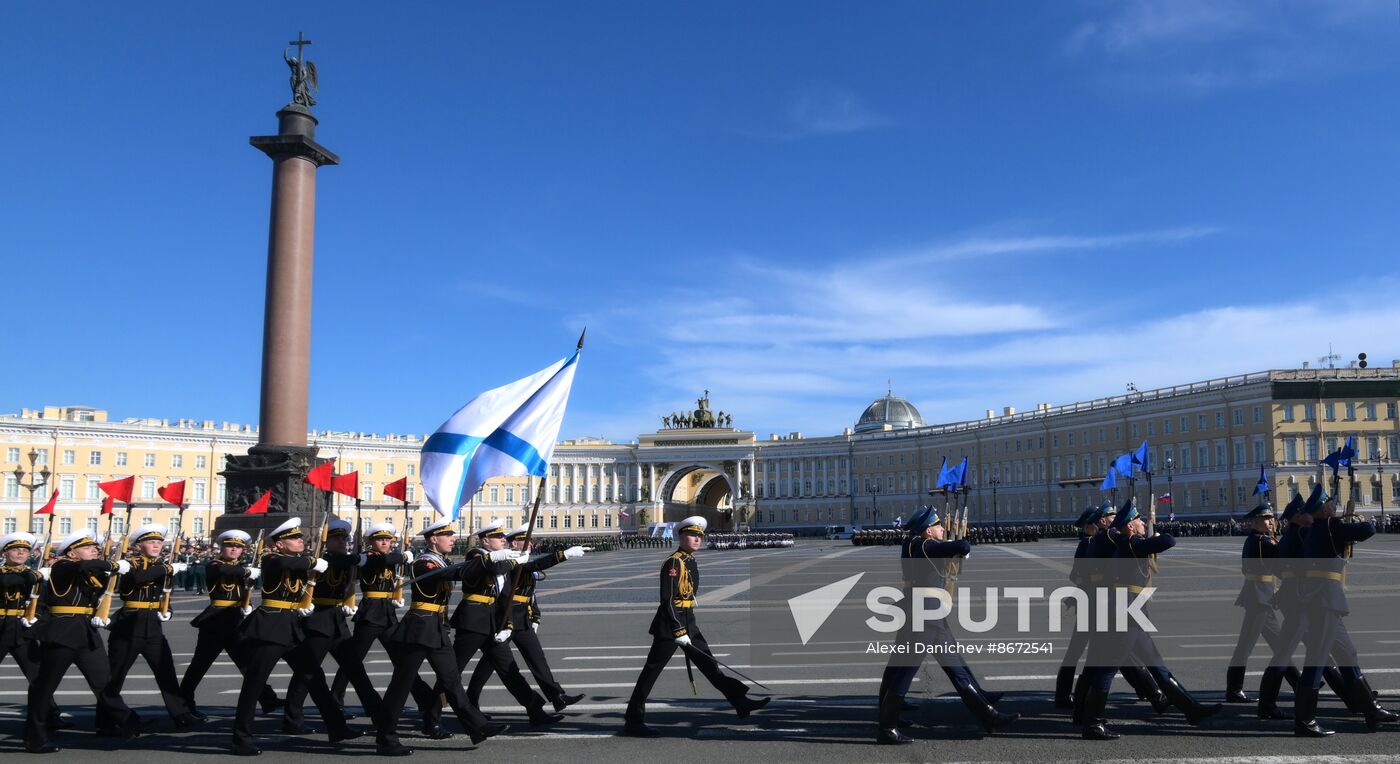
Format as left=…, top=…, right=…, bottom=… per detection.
left=420, top=347, right=581, bottom=519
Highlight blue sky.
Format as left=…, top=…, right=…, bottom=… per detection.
left=4, top=1, right=1400, bottom=442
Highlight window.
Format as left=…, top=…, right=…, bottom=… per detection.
left=1389, top=403, right=1398, bottom=420
left=1163, top=419, right=1172, bottom=434
left=406, top=485, right=416, bottom=502
left=1252, top=406, right=1262, bottom=424
left=1237, top=486, right=1246, bottom=505
left=505, top=487, right=515, bottom=503
left=171, top=454, right=182, bottom=468
left=195, top=455, right=205, bottom=469
left=4, top=447, right=17, bottom=462
left=60, top=517, right=72, bottom=534
left=1180, top=416, right=1190, bottom=433
left=2, top=518, right=13, bottom=533
left=60, top=476, right=75, bottom=499
left=1201, top=488, right=1210, bottom=506
left=1098, top=429, right=1105, bottom=443
left=4, top=475, right=18, bottom=499
left=1284, top=439, right=1298, bottom=461
left=1068, top=433, right=1075, bottom=446
left=1216, top=443, right=1227, bottom=466
left=365, top=463, right=373, bottom=475
left=144, top=453, right=156, bottom=468
left=141, top=478, right=155, bottom=499
left=1324, top=403, right=1335, bottom=421
left=1131, top=424, right=1139, bottom=439
left=1052, top=435, right=1059, bottom=448
left=62, top=450, right=76, bottom=465
left=193, top=517, right=205, bottom=536
left=1234, top=442, right=1245, bottom=464
left=407, top=464, right=415, bottom=476
left=1281, top=405, right=1293, bottom=422
left=1178, top=448, right=1190, bottom=469
left=1147, top=422, right=1155, bottom=436
left=1198, top=414, right=1207, bottom=430
left=193, top=480, right=206, bottom=501
left=591, top=514, right=599, bottom=528
left=33, top=449, right=47, bottom=466
left=605, top=513, right=612, bottom=528
left=385, top=463, right=395, bottom=476
left=86, top=478, right=100, bottom=499
left=1233, top=410, right=1243, bottom=426
left=1219, top=487, right=1228, bottom=506
left=117, top=452, right=128, bottom=467
left=361, top=483, right=372, bottom=501
left=345, top=462, right=356, bottom=472
left=1304, top=404, right=1316, bottom=421
left=1365, top=403, right=1377, bottom=420
left=1216, top=412, right=1225, bottom=428
left=1345, top=402, right=1356, bottom=420
left=1198, top=445, right=1209, bottom=468
left=563, top=514, right=572, bottom=529
left=1305, top=437, right=1319, bottom=461
left=490, top=487, right=499, bottom=503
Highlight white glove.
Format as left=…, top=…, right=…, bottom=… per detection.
left=312, top=558, right=329, bottom=574
left=158, top=611, right=172, bottom=622
left=402, top=551, right=414, bottom=564
left=171, top=562, right=188, bottom=574
left=391, top=598, right=404, bottom=608
left=963, top=550, right=972, bottom=560
left=115, top=560, right=132, bottom=575
left=493, top=629, right=512, bottom=643
left=21, top=617, right=36, bottom=628
left=562, top=546, right=585, bottom=560
left=246, top=567, right=262, bottom=581
left=91, top=617, right=110, bottom=628
left=358, top=554, right=369, bottom=566
left=531, top=622, right=540, bottom=633
left=240, top=605, right=252, bottom=616
left=339, top=605, right=357, bottom=617
left=532, top=571, right=545, bottom=581
left=38, top=568, right=51, bottom=581
left=675, top=634, right=692, bottom=647
left=297, top=607, right=314, bottom=616
left=488, top=549, right=516, bottom=562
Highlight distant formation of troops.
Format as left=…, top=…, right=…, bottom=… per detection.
left=704, top=532, right=794, bottom=549
left=4, top=487, right=1396, bottom=755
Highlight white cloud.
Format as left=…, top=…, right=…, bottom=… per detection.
left=785, top=85, right=890, bottom=136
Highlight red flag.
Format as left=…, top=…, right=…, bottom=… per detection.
left=305, top=461, right=334, bottom=491
left=98, top=476, right=135, bottom=504
left=101, top=496, right=115, bottom=515
left=383, top=477, right=408, bottom=502
left=34, top=488, right=59, bottom=516
left=245, top=490, right=272, bottom=515
left=157, top=480, right=187, bottom=507
left=330, top=470, right=359, bottom=500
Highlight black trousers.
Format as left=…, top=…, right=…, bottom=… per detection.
left=1229, top=606, right=1285, bottom=668
left=625, top=627, right=748, bottom=725
left=0, top=636, right=43, bottom=681
left=100, top=629, right=192, bottom=726
left=377, top=642, right=491, bottom=749
left=1060, top=623, right=1091, bottom=669
left=424, top=630, right=545, bottom=726
left=330, top=619, right=425, bottom=716
left=25, top=641, right=135, bottom=751
left=876, top=618, right=976, bottom=729
left=179, top=621, right=281, bottom=711
left=283, top=630, right=363, bottom=727
left=232, top=638, right=347, bottom=749
left=1302, top=605, right=1361, bottom=688
left=466, top=626, right=566, bottom=706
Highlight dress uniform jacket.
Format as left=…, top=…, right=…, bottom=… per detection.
left=0, top=563, right=38, bottom=648
left=109, top=555, right=172, bottom=639
left=448, top=548, right=524, bottom=636
left=650, top=550, right=701, bottom=639
left=390, top=553, right=457, bottom=648
left=302, top=552, right=357, bottom=641
left=1235, top=530, right=1280, bottom=609
left=500, top=550, right=565, bottom=630
left=190, top=560, right=253, bottom=628
left=32, top=558, right=115, bottom=649
left=238, top=553, right=313, bottom=646
left=1300, top=517, right=1375, bottom=616
left=351, top=551, right=405, bottom=628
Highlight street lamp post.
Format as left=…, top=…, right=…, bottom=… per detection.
left=1377, top=453, right=1386, bottom=531
left=988, top=477, right=1001, bottom=530
left=12, top=449, right=52, bottom=533
left=1164, top=456, right=1175, bottom=520
left=869, top=484, right=881, bottom=526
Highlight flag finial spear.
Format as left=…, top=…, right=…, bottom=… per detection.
left=577, top=328, right=587, bottom=350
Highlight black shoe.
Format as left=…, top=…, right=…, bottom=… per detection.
left=619, top=722, right=659, bottom=737
left=1083, top=721, right=1120, bottom=741
left=553, top=693, right=585, bottom=712
left=1293, top=687, right=1335, bottom=737
left=25, top=744, right=62, bottom=754
left=876, top=728, right=913, bottom=745
left=1349, top=676, right=1400, bottom=730
left=1295, top=721, right=1335, bottom=738
left=1082, top=686, right=1119, bottom=741
left=468, top=722, right=508, bottom=744
left=281, top=722, right=315, bottom=735
left=339, top=707, right=358, bottom=722
left=529, top=710, right=564, bottom=727
left=422, top=724, right=453, bottom=740
left=377, top=744, right=413, bottom=757
left=1160, top=676, right=1220, bottom=725
left=328, top=727, right=364, bottom=744
left=1225, top=666, right=1250, bottom=703
left=735, top=696, right=771, bottom=719
left=231, top=743, right=263, bottom=756
left=1225, top=688, right=1250, bottom=703
left=175, top=713, right=208, bottom=728
left=1258, top=704, right=1291, bottom=720
left=957, top=685, right=1019, bottom=735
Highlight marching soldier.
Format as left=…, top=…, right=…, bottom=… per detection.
left=465, top=523, right=587, bottom=713
left=1079, top=501, right=1219, bottom=740
left=1054, top=507, right=1100, bottom=709
left=622, top=515, right=770, bottom=738
left=424, top=520, right=565, bottom=732
left=99, top=524, right=202, bottom=732
left=179, top=530, right=284, bottom=718
left=875, top=506, right=1018, bottom=745
left=1, top=532, right=66, bottom=727
left=1294, top=487, right=1398, bottom=735
left=230, top=518, right=361, bottom=756
left=24, top=530, right=141, bottom=753
left=282, top=518, right=360, bottom=733
left=330, top=522, right=436, bottom=724
left=375, top=518, right=507, bottom=757
left=1224, top=501, right=1299, bottom=703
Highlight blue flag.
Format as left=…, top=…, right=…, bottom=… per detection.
left=935, top=458, right=952, bottom=490
left=1253, top=464, right=1268, bottom=496
left=1340, top=435, right=1357, bottom=467
left=1101, top=467, right=1117, bottom=491
left=1131, top=440, right=1151, bottom=473
left=956, top=456, right=970, bottom=488
left=1112, top=452, right=1134, bottom=481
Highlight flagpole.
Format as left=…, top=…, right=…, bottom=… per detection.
left=500, top=475, right=548, bottom=633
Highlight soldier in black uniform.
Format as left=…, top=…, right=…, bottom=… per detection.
left=621, top=515, right=769, bottom=737
left=1, top=532, right=67, bottom=728
left=99, top=524, right=202, bottom=732
left=1224, top=502, right=1299, bottom=703
left=375, top=518, right=507, bottom=757
left=229, top=518, right=361, bottom=756
left=1294, top=487, right=1398, bottom=735
left=874, top=506, right=1019, bottom=745
left=282, top=518, right=361, bottom=733
left=1055, top=507, right=1100, bottom=708
left=465, top=523, right=587, bottom=713
left=330, top=522, right=436, bottom=722
left=423, top=519, right=565, bottom=731
left=24, top=530, right=141, bottom=754
left=179, top=530, right=284, bottom=718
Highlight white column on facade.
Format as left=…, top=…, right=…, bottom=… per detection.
left=798, top=459, right=805, bottom=498
left=634, top=463, right=642, bottom=502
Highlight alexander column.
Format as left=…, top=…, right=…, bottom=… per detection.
left=217, top=34, right=340, bottom=532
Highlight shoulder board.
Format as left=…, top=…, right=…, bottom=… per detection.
left=419, top=552, right=446, bottom=568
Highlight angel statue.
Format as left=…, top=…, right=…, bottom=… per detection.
left=284, top=39, right=318, bottom=108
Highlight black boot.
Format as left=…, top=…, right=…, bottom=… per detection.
left=1348, top=675, right=1399, bottom=730
left=1325, top=667, right=1363, bottom=712
left=1257, top=666, right=1290, bottom=720
left=956, top=684, right=1019, bottom=735
left=735, top=696, right=770, bottom=719
left=1225, top=666, right=1249, bottom=703
left=876, top=727, right=914, bottom=745
left=1055, top=666, right=1076, bottom=709
left=1071, top=672, right=1091, bottom=725
left=1081, top=686, right=1120, bottom=741
left=1293, top=686, right=1334, bottom=737
left=1160, top=676, right=1221, bottom=725
left=1283, top=666, right=1302, bottom=691
left=1121, top=665, right=1170, bottom=714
